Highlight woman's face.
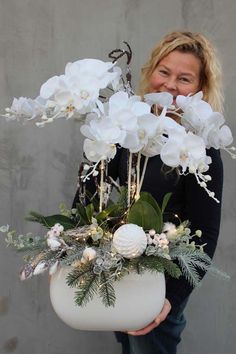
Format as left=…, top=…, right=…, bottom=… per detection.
left=149, top=50, right=202, bottom=103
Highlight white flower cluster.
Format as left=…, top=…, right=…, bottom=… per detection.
left=4, top=59, right=121, bottom=125
left=2, top=58, right=235, bottom=200
left=47, top=223, right=66, bottom=251
left=147, top=229, right=169, bottom=250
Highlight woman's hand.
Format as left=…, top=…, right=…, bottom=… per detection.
left=127, top=299, right=171, bottom=336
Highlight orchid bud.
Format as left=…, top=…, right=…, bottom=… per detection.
left=195, top=230, right=202, bottom=237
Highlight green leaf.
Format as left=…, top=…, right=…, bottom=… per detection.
left=96, top=204, right=122, bottom=223
left=25, top=211, right=45, bottom=223
left=161, top=192, right=172, bottom=213
left=85, top=204, right=94, bottom=224
left=76, top=203, right=90, bottom=225
left=26, top=212, right=75, bottom=230
left=116, top=186, right=128, bottom=209
left=127, top=200, right=161, bottom=232
left=139, top=192, right=163, bottom=232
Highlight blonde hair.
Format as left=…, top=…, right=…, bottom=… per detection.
left=139, top=31, right=223, bottom=112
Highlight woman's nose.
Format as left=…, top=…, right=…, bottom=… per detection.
left=164, top=78, right=177, bottom=91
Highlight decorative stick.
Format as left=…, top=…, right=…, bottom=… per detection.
left=99, top=159, right=105, bottom=212
left=135, top=152, right=142, bottom=200
left=127, top=152, right=133, bottom=208
left=138, top=156, right=149, bottom=195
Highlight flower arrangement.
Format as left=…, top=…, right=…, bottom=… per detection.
left=1, top=43, right=234, bottom=309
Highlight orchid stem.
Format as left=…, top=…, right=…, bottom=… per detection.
left=99, top=160, right=105, bottom=212
left=127, top=152, right=133, bottom=208
left=138, top=156, right=149, bottom=194
left=135, top=152, right=142, bottom=200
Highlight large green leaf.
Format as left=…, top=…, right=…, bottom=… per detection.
left=139, top=192, right=163, bottom=232
left=161, top=192, right=172, bottom=213
left=26, top=212, right=76, bottom=230
left=139, top=192, right=162, bottom=214
left=127, top=200, right=161, bottom=231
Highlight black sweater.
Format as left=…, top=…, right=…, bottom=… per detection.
left=73, top=147, right=223, bottom=308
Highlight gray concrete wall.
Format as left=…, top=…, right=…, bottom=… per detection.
left=0, top=0, right=235, bottom=353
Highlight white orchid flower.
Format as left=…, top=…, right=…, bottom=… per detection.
left=141, top=107, right=183, bottom=157
left=65, top=59, right=121, bottom=90
left=161, top=130, right=207, bottom=173
left=81, top=116, right=125, bottom=145
left=144, top=92, right=174, bottom=107
left=5, top=97, right=44, bottom=121
left=121, top=113, right=160, bottom=153
left=40, top=75, right=67, bottom=99
left=107, top=91, right=161, bottom=153
left=38, top=59, right=121, bottom=120
left=141, top=134, right=167, bottom=157
left=176, top=91, right=213, bottom=133
left=108, top=92, right=149, bottom=130
left=83, top=138, right=117, bottom=162
left=201, top=112, right=233, bottom=149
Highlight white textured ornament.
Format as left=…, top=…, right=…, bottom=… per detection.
left=112, top=223, right=147, bottom=258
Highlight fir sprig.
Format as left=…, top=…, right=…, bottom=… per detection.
left=170, top=249, right=212, bottom=286
left=99, top=271, right=116, bottom=307
left=66, top=263, right=93, bottom=288
left=74, top=273, right=99, bottom=307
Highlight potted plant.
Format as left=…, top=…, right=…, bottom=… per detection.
left=1, top=43, right=233, bottom=331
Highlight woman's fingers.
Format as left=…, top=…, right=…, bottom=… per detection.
left=127, top=299, right=172, bottom=336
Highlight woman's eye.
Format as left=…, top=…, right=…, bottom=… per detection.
left=159, top=70, right=168, bottom=76
left=179, top=77, right=191, bottom=83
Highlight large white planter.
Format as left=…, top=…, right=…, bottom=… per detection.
left=50, top=267, right=165, bottom=331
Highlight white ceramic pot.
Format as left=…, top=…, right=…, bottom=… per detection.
left=50, top=267, right=165, bottom=331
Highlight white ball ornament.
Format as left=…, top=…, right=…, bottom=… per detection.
left=112, top=224, right=147, bottom=259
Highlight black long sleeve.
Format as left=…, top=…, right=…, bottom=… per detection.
left=72, top=147, right=223, bottom=307
left=165, top=148, right=223, bottom=307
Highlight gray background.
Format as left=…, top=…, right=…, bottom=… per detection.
left=0, top=0, right=235, bottom=353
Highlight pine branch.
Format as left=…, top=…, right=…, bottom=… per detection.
left=177, top=255, right=201, bottom=286
left=99, top=272, right=116, bottom=307
left=157, top=257, right=181, bottom=278
left=208, top=266, right=230, bottom=281
left=74, top=273, right=99, bottom=307
left=60, top=251, right=83, bottom=266
left=66, top=263, right=93, bottom=288
left=128, top=258, right=144, bottom=274
left=170, top=247, right=212, bottom=265
left=128, top=256, right=181, bottom=279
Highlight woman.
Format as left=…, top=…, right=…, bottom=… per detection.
left=73, top=31, right=224, bottom=354
left=117, top=31, right=223, bottom=354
